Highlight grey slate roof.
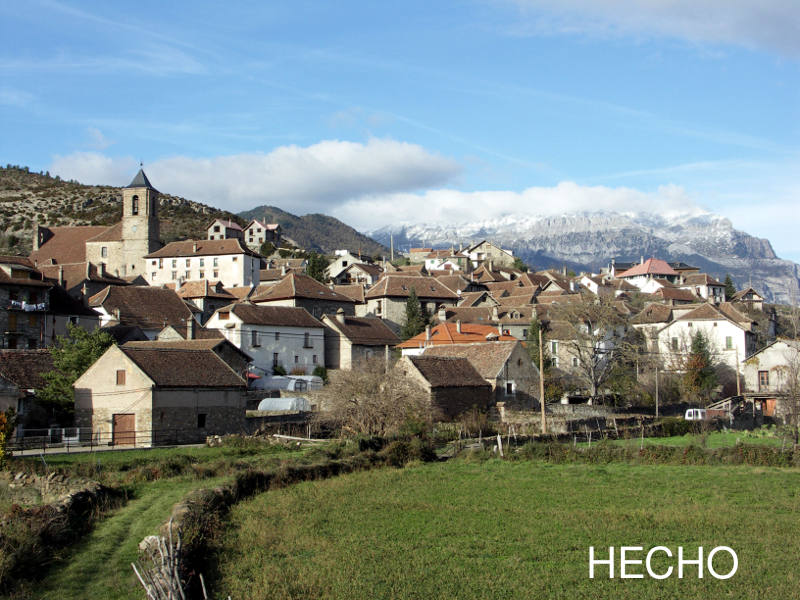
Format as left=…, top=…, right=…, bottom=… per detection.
left=126, top=169, right=158, bottom=192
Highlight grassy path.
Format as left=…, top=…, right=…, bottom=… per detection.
left=33, top=476, right=229, bottom=600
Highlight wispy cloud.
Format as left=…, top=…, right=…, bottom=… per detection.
left=84, top=127, right=113, bottom=151
left=505, top=0, right=800, bottom=59
left=0, top=86, right=34, bottom=106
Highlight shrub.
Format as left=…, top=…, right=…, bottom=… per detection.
left=272, top=365, right=286, bottom=376
left=657, top=417, right=693, bottom=437
left=312, top=365, right=328, bottom=382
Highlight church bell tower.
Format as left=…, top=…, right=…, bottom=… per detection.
left=121, top=169, right=161, bottom=276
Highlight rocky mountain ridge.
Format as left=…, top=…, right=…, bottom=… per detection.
left=366, top=211, right=800, bottom=304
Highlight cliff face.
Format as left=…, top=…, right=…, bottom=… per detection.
left=366, top=211, right=799, bottom=304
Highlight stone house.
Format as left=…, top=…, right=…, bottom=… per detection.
left=0, top=256, right=53, bottom=350
left=397, top=321, right=517, bottom=356
left=326, top=251, right=375, bottom=281
left=464, top=240, right=515, bottom=270
left=176, top=280, right=236, bottom=324
left=74, top=345, right=246, bottom=446
left=207, top=219, right=244, bottom=241
left=37, top=261, right=130, bottom=303
left=396, top=355, right=493, bottom=420
left=0, top=350, right=55, bottom=428
left=250, top=273, right=356, bottom=319
left=123, top=338, right=252, bottom=379
left=145, top=239, right=262, bottom=288
left=616, top=258, right=680, bottom=289
left=422, top=340, right=539, bottom=408
left=331, top=263, right=384, bottom=287
left=321, top=310, right=400, bottom=370
left=244, top=220, right=281, bottom=250
left=364, top=275, right=459, bottom=335
left=730, top=287, right=764, bottom=311
left=206, top=303, right=325, bottom=376
left=678, top=273, right=726, bottom=304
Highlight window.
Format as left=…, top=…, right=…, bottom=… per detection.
left=672, top=337, right=679, bottom=351
left=197, top=413, right=207, bottom=428
left=376, top=300, right=382, bottom=315
left=213, top=258, right=219, bottom=267
left=214, top=225, right=220, bottom=233
left=199, top=271, right=204, bottom=278
left=550, top=341, right=557, bottom=354
left=273, top=353, right=279, bottom=366
left=251, top=330, right=259, bottom=347
left=257, top=228, right=261, bottom=233
left=27, top=339, right=37, bottom=349
left=342, top=261, right=348, bottom=267
left=8, top=315, right=17, bottom=332
left=131, top=195, right=139, bottom=215
left=101, top=246, right=108, bottom=258
left=233, top=256, right=238, bottom=262
left=7, top=339, right=16, bottom=350
left=304, top=332, right=312, bottom=348
left=219, top=312, right=229, bottom=320
left=151, top=272, right=157, bottom=281
left=759, top=371, right=769, bottom=391
left=506, top=382, right=513, bottom=394
left=172, top=259, right=177, bottom=268
left=200, top=258, right=205, bottom=267
left=213, top=270, right=219, bottom=278
left=28, top=315, right=37, bottom=327
left=572, top=357, right=579, bottom=367
left=171, top=271, right=177, bottom=280
left=29, top=292, right=37, bottom=304
left=275, top=332, right=280, bottom=340
left=294, top=356, right=299, bottom=364
left=9, top=291, right=17, bottom=301
left=688, top=322, right=693, bottom=327
left=11, top=269, right=27, bottom=279
left=186, top=259, right=191, bottom=267
left=184, top=271, right=190, bottom=280
left=159, top=259, right=163, bottom=268
left=209, top=236, right=214, bottom=240
left=522, top=329, right=528, bottom=338
left=116, top=370, right=126, bottom=385
left=313, top=355, right=318, bottom=364
left=726, top=336, right=733, bottom=350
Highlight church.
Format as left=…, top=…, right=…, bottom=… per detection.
left=30, top=169, right=163, bottom=296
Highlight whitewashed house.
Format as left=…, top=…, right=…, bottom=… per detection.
left=145, top=239, right=262, bottom=288
left=206, top=304, right=325, bottom=376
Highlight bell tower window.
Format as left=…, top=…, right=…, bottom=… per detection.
left=132, top=195, right=139, bottom=215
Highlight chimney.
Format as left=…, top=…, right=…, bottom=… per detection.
left=641, top=256, right=644, bottom=264
left=58, top=265, right=63, bottom=286
left=488, top=260, right=494, bottom=272
left=336, top=307, right=346, bottom=325
left=113, top=308, right=120, bottom=321
left=562, top=267, right=567, bottom=277
left=438, top=304, right=446, bottom=322
left=33, top=222, right=40, bottom=251
left=81, top=283, right=88, bottom=306
left=187, top=317, right=195, bottom=339
left=193, top=243, right=198, bottom=253
left=498, top=323, right=503, bottom=336
left=425, top=325, right=431, bottom=341
left=492, top=305, right=499, bottom=321
left=86, top=262, right=91, bottom=280
left=456, top=320, right=462, bottom=334
left=281, top=265, right=287, bottom=276
left=99, top=262, right=106, bottom=277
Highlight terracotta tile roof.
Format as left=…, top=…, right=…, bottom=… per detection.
left=365, top=275, right=458, bottom=301
left=209, top=219, right=243, bottom=232
left=471, top=266, right=505, bottom=283
left=39, top=262, right=130, bottom=292
left=675, top=303, right=728, bottom=322
left=731, top=288, right=761, bottom=302
left=332, top=284, right=365, bottom=303
left=85, top=222, right=123, bottom=243
left=392, top=265, right=427, bottom=274
left=0, top=350, right=54, bottom=390
left=259, top=268, right=303, bottom=282
left=652, top=288, right=698, bottom=302
left=0, top=256, right=38, bottom=268
left=250, top=274, right=355, bottom=304
left=88, top=285, right=195, bottom=330
left=496, top=294, right=537, bottom=307
left=485, top=280, right=522, bottom=295
left=248, top=219, right=280, bottom=231
left=224, top=286, right=255, bottom=300
left=0, top=264, right=52, bottom=288
left=398, top=322, right=516, bottom=349
left=30, top=226, right=111, bottom=266
left=409, top=248, right=433, bottom=253
left=145, top=239, right=260, bottom=259
left=618, top=258, right=678, bottom=278
left=120, top=347, right=245, bottom=388
left=681, top=273, right=722, bottom=286
left=341, top=263, right=384, bottom=278
left=458, top=291, right=493, bottom=308
left=219, top=304, right=323, bottom=328
left=407, top=355, right=490, bottom=389
left=631, top=303, right=673, bottom=325
left=100, top=324, right=149, bottom=344
left=435, top=306, right=542, bottom=326
left=423, top=341, right=522, bottom=380
left=322, top=315, right=400, bottom=346
left=177, top=280, right=236, bottom=300
left=518, top=273, right=551, bottom=287
left=718, top=302, right=754, bottom=325
left=124, top=338, right=249, bottom=362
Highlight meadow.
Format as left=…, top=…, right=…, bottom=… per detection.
left=211, top=459, right=800, bottom=600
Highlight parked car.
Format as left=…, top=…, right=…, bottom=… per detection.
left=685, top=408, right=707, bottom=421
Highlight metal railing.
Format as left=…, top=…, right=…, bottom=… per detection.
left=10, top=427, right=208, bottom=453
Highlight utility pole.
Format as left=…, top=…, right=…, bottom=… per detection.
left=390, top=234, right=394, bottom=262
left=655, top=366, right=659, bottom=419
left=539, top=327, right=546, bottom=434
left=735, top=346, right=741, bottom=396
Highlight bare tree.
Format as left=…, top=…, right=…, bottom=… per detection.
left=549, top=297, right=628, bottom=402
left=781, top=344, right=800, bottom=444
left=319, top=356, right=437, bottom=435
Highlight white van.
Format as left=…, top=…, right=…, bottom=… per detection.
left=684, top=408, right=707, bottom=421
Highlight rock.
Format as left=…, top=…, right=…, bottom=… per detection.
left=139, top=535, right=161, bottom=554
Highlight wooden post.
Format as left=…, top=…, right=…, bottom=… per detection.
left=497, top=434, right=504, bottom=458
left=735, top=347, right=741, bottom=396
left=655, top=366, right=659, bottom=419
left=539, top=328, right=546, bottom=434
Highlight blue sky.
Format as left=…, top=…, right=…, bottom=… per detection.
left=2, top=1, right=799, bottom=259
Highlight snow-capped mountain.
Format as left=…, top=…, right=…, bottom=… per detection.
left=365, top=211, right=799, bottom=304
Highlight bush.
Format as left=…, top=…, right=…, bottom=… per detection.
left=657, top=417, right=693, bottom=437
left=272, top=365, right=286, bottom=376
left=312, top=365, right=328, bottom=382
left=379, top=439, right=437, bottom=467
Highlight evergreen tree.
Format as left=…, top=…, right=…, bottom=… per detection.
left=39, top=324, right=116, bottom=409
left=513, top=257, right=529, bottom=273
left=526, top=314, right=552, bottom=370
left=684, top=330, right=719, bottom=403
left=306, top=252, right=330, bottom=283
left=724, top=273, right=737, bottom=301
left=259, top=240, right=276, bottom=257
left=401, top=288, right=429, bottom=340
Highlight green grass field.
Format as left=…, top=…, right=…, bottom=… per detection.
left=576, top=430, right=789, bottom=450
left=212, top=460, right=800, bottom=600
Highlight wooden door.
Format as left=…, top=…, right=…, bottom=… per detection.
left=113, top=414, right=136, bottom=446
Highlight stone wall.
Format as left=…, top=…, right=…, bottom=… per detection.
left=431, top=386, right=493, bottom=420
left=0, top=471, right=106, bottom=508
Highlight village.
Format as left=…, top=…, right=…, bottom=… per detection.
left=0, top=169, right=794, bottom=451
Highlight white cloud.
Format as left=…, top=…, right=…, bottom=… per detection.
left=48, top=138, right=461, bottom=212
left=507, top=0, right=800, bottom=58
left=84, top=127, right=113, bottom=150
left=334, top=182, right=700, bottom=230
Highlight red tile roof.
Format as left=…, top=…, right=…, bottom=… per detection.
left=366, top=275, right=458, bottom=301
left=423, top=341, right=523, bottom=380
left=145, top=239, right=260, bottom=259
left=322, top=315, right=400, bottom=346
left=219, top=304, right=324, bottom=328
left=398, top=322, right=516, bottom=349
left=120, top=347, right=245, bottom=388
left=0, top=350, right=54, bottom=390
left=30, top=226, right=111, bottom=266
left=88, top=285, right=195, bottom=330
left=617, top=258, right=678, bottom=278
left=250, top=274, right=355, bottom=304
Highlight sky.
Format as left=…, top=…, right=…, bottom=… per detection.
left=1, top=1, right=798, bottom=259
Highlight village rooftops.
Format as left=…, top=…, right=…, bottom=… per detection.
left=366, top=275, right=459, bottom=300
left=398, top=322, right=517, bottom=349
left=406, top=355, right=490, bottom=388
left=119, top=347, right=244, bottom=388
left=631, top=303, right=673, bottom=325
left=332, top=284, right=366, bottom=303
left=177, top=280, right=235, bottom=300
left=30, top=226, right=111, bottom=266
left=145, top=238, right=261, bottom=259
left=217, top=304, right=324, bottom=328
left=250, top=273, right=355, bottom=304
left=88, top=285, right=195, bottom=330
left=322, top=313, right=400, bottom=346
left=124, top=338, right=251, bottom=362
left=422, top=341, right=524, bottom=380
left=674, top=302, right=753, bottom=328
